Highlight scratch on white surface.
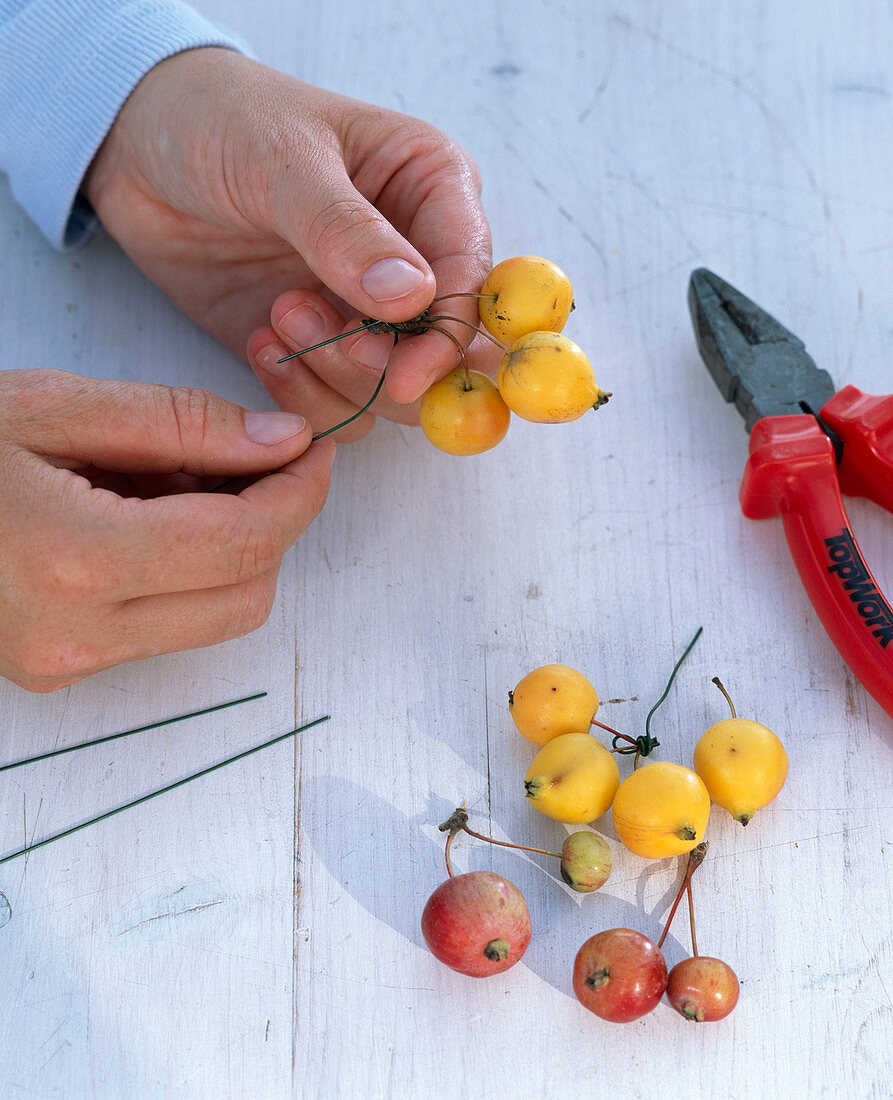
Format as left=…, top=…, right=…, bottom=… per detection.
left=857, top=932, right=892, bottom=1007
left=656, top=192, right=825, bottom=233
left=858, top=240, right=893, bottom=255
left=21, top=867, right=182, bottom=916
left=297, top=969, right=435, bottom=993
left=709, top=823, right=873, bottom=862
left=52, top=687, right=73, bottom=754
left=832, top=82, right=889, bottom=97
left=854, top=1003, right=893, bottom=1082
left=601, top=258, right=704, bottom=302
left=610, top=11, right=852, bottom=269
left=39, top=1039, right=72, bottom=1073
left=35, top=1020, right=68, bottom=1054
left=18, top=791, right=45, bottom=886
left=576, top=22, right=617, bottom=123
left=117, top=898, right=226, bottom=935
left=501, top=141, right=609, bottom=266
left=313, top=795, right=374, bottom=830
left=175, top=1028, right=256, bottom=1089
left=605, top=145, right=701, bottom=259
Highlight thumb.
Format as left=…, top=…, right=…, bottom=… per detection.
left=5, top=370, right=314, bottom=476
left=269, top=153, right=436, bottom=320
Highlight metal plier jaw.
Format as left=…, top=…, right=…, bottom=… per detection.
left=688, top=268, right=835, bottom=431
left=689, top=268, right=893, bottom=719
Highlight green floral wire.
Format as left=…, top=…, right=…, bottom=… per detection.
left=0, top=691, right=267, bottom=773
left=611, top=626, right=704, bottom=757
left=0, top=715, right=331, bottom=870
left=311, top=368, right=387, bottom=441
left=209, top=369, right=388, bottom=494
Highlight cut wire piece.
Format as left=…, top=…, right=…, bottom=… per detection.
left=644, top=626, right=704, bottom=744
left=0, top=715, right=331, bottom=870
left=0, top=691, right=268, bottom=773
left=606, top=626, right=704, bottom=760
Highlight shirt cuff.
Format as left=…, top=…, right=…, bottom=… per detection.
left=0, top=0, right=254, bottom=250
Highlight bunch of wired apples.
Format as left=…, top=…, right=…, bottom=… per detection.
left=418, top=256, right=609, bottom=455
left=420, top=661, right=789, bottom=1024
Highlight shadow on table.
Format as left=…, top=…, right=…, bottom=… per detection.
left=300, top=777, right=693, bottom=999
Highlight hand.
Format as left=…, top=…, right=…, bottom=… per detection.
left=84, top=48, right=492, bottom=435
left=0, top=370, right=334, bottom=692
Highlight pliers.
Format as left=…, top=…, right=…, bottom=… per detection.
left=688, top=268, right=893, bottom=719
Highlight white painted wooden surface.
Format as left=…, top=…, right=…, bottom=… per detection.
left=1, top=2, right=891, bottom=1097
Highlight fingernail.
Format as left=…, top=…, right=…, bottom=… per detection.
left=245, top=410, right=307, bottom=444
left=255, top=344, right=292, bottom=378
left=348, top=333, right=392, bottom=372
left=360, top=257, right=425, bottom=302
left=279, top=303, right=325, bottom=347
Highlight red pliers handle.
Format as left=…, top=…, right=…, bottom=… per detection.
left=741, top=386, right=893, bottom=716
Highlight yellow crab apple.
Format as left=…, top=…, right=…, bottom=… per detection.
left=478, top=255, right=574, bottom=343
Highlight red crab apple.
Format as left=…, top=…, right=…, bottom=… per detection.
left=655, top=841, right=740, bottom=1023
left=666, top=956, right=740, bottom=1022
left=421, top=871, right=531, bottom=977
left=573, top=928, right=668, bottom=1022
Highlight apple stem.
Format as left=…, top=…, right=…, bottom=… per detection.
left=431, top=291, right=499, bottom=315
left=461, top=821, right=562, bottom=861
left=590, top=717, right=659, bottom=765
left=438, top=806, right=562, bottom=861
left=686, top=881, right=699, bottom=957
left=428, top=312, right=507, bottom=353
left=657, top=841, right=708, bottom=950
left=443, top=826, right=456, bottom=879
left=711, top=676, right=737, bottom=719
left=590, top=716, right=635, bottom=746
left=431, top=292, right=493, bottom=302
left=422, top=321, right=473, bottom=386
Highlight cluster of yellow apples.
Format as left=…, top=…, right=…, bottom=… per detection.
left=510, top=663, right=789, bottom=860
left=418, top=256, right=610, bottom=456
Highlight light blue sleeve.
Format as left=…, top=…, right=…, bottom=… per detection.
left=0, top=1, right=253, bottom=250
